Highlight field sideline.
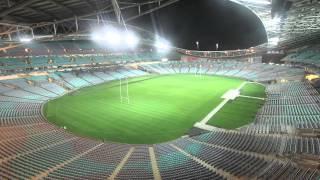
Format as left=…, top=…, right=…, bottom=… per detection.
left=44, top=74, right=265, bottom=144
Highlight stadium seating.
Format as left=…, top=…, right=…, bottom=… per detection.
left=78, top=73, right=104, bottom=85
left=154, top=144, right=223, bottom=179
left=46, top=143, right=132, bottom=179
left=0, top=62, right=319, bottom=179
left=173, top=138, right=320, bottom=179
left=241, top=81, right=320, bottom=132
left=282, top=45, right=320, bottom=67
left=117, top=146, right=154, bottom=179
left=0, top=45, right=166, bottom=75
left=141, top=61, right=305, bottom=82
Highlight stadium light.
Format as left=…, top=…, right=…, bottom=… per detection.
left=155, top=36, right=171, bottom=52
left=91, top=26, right=139, bottom=49
left=237, top=0, right=270, bottom=5
left=20, top=37, right=32, bottom=43
left=161, top=58, right=168, bottom=62
left=106, top=28, right=122, bottom=46
left=124, top=31, right=139, bottom=48
left=91, top=28, right=107, bottom=42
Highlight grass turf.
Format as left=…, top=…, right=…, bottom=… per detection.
left=207, top=97, right=265, bottom=129
left=44, top=74, right=264, bottom=144
left=207, top=82, right=266, bottom=129
left=240, top=83, right=266, bottom=98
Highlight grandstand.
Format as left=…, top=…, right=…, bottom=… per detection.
left=0, top=0, right=320, bottom=179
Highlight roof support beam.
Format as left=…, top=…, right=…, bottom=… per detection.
left=6, top=0, right=12, bottom=7
left=28, top=3, right=156, bottom=30
left=0, top=22, right=31, bottom=36
left=82, top=0, right=96, bottom=11
left=111, top=0, right=122, bottom=24
left=125, top=0, right=180, bottom=22
left=0, top=22, right=30, bottom=29
left=0, top=0, right=40, bottom=17
left=0, top=0, right=179, bottom=39
left=75, top=16, right=79, bottom=32
left=47, top=0, right=76, bottom=15
left=1, top=15, right=32, bottom=23
left=25, top=7, right=60, bottom=20
left=118, top=0, right=164, bottom=6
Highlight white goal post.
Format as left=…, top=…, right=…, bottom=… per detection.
left=119, top=77, right=130, bottom=104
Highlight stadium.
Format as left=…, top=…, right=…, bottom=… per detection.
left=0, top=0, right=319, bottom=179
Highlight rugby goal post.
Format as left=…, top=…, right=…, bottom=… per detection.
left=119, top=77, right=130, bottom=104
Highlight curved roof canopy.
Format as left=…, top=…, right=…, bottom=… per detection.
left=230, top=0, right=320, bottom=48
left=0, top=0, right=319, bottom=51
left=230, top=0, right=280, bottom=46
left=0, top=0, right=179, bottom=39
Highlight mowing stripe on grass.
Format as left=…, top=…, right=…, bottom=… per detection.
left=44, top=75, right=263, bottom=144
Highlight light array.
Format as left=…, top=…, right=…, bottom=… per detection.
left=155, top=36, right=171, bottom=52
left=91, top=26, right=140, bottom=49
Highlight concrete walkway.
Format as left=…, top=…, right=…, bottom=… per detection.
left=170, top=144, right=236, bottom=179
left=108, top=147, right=135, bottom=180
left=149, top=147, right=162, bottom=180
left=32, top=143, right=103, bottom=180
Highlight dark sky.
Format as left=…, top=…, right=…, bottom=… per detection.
left=130, top=0, right=267, bottom=51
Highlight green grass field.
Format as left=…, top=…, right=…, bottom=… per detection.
left=240, top=83, right=266, bottom=98
left=44, top=74, right=264, bottom=144
left=207, top=97, right=265, bottom=129
left=207, top=83, right=266, bottom=129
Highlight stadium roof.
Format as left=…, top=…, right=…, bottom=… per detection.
left=0, top=0, right=181, bottom=23
left=0, top=0, right=279, bottom=48
left=0, top=0, right=179, bottom=38
left=0, top=0, right=319, bottom=51
left=230, top=0, right=280, bottom=47
left=230, top=0, right=320, bottom=49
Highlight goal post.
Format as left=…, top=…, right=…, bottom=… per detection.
left=119, top=77, right=130, bottom=104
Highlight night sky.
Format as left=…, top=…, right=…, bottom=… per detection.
left=130, top=0, right=267, bottom=51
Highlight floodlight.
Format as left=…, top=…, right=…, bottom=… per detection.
left=161, top=58, right=168, bottom=62
left=155, top=37, right=171, bottom=52
left=105, top=27, right=122, bottom=46
left=124, top=31, right=139, bottom=48
left=20, top=37, right=32, bottom=43
left=238, top=0, right=270, bottom=5
left=91, top=32, right=100, bottom=41
left=91, top=26, right=140, bottom=49
left=91, top=28, right=107, bottom=42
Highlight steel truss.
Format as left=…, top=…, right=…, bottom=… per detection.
left=0, top=0, right=180, bottom=42
left=230, top=0, right=320, bottom=49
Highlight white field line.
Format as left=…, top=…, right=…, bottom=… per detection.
left=197, top=82, right=247, bottom=126
left=239, top=95, right=265, bottom=100
left=194, top=122, right=221, bottom=131
left=198, top=98, right=230, bottom=125
left=246, top=81, right=265, bottom=86
left=236, top=81, right=247, bottom=90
